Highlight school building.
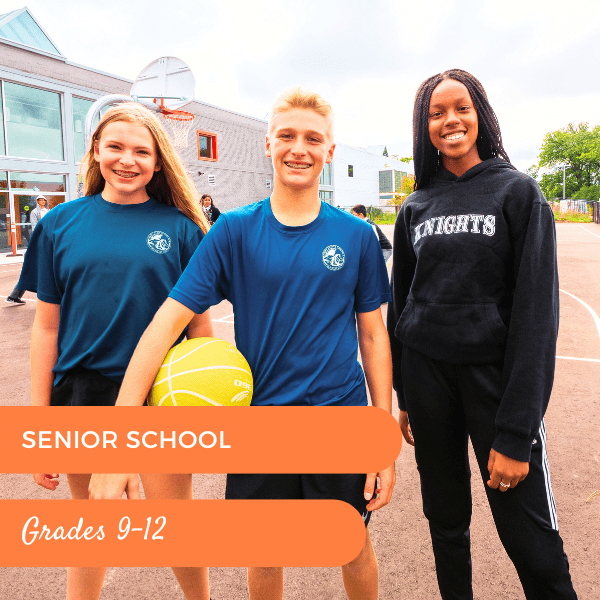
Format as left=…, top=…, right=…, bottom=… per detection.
left=0, top=7, right=273, bottom=253
left=0, top=6, right=412, bottom=253
left=329, top=144, right=413, bottom=210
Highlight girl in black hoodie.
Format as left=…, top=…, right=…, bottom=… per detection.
left=388, top=69, right=577, bottom=600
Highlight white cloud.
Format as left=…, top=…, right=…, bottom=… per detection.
left=16, top=0, right=600, bottom=163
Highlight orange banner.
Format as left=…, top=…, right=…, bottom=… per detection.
left=0, top=406, right=401, bottom=473
left=0, top=499, right=365, bottom=567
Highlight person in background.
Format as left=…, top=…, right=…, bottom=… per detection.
left=5, top=195, right=50, bottom=306
left=30, top=195, right=50, bottom=229
left=201, top=193, right=221, bottom=226
left=351, top=204, right=393, bottom=263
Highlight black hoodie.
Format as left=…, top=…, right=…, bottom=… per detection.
left=387, top=158, right=559, bottom=462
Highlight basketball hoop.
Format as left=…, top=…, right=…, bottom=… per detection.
left=159, top=105, right=195, bottom=148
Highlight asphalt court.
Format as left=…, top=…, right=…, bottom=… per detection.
left=0, top=222, right=599, bottom=599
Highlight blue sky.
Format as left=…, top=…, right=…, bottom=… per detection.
left=18, top=0, right=600, bottom=172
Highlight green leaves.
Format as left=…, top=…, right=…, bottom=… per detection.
left=532, top=122, right=600, bottom=199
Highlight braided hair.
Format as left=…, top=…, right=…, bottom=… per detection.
left=412, top=69, right=510, bottom=190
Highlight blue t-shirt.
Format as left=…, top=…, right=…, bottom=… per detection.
left=18, top=194, right=203, bottom=383
left=170, top=199, right=391, bottom=406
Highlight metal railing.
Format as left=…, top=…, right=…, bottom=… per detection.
left=559, top=199, right=592, bottom=214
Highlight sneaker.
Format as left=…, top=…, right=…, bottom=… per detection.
left=5, top=296, right=25, bottom=305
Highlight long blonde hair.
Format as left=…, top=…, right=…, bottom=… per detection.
left=83, top=102, right=208, bottom=233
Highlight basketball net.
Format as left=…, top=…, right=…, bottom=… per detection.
left=158, top=103, right=195, bottom=148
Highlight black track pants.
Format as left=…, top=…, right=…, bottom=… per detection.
left=402, top=346, right=577, bottom=600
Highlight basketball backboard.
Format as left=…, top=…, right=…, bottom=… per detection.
left=130, top=56, right=196, bottom=110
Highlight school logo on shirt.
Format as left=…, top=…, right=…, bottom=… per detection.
left=322, top=245, right=345, bottom=271
left=147, top=231, right=171, bottom=254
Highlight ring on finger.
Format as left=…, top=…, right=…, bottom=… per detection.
left=499, top=481, right=510, bottom=489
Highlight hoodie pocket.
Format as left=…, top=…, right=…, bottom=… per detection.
left=396, top=300, right=507, bottom=363
left=484, top=303, right=508, bottom=344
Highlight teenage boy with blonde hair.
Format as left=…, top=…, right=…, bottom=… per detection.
left=89, top=87, right=395, bottom=600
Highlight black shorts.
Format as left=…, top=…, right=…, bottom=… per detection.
left=50, top=367, right=121, bottom=406
left=225, top=473, right=373, bottom=526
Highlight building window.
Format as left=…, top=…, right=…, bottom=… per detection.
left=72, top=97, right=99, bottom=163
left=72, top=97, right=111, bottom=163
left=0, top=89, right=5, bottom=155
left=348, top=165, right=353, bottom=177
left=394, top=170, right=404, bottom=192
left=4, top=81, right=63, bottom=161
left=197, top=130, right=218, bottom=161
left=3, top=172, right=67, bottom=252
left=208, top=174, right=216, bottom=185
left=0, top=9, right=62, bottom=56
left=379, top=170, right=393, bottom=193
left=320, top=163, right=331, bottom=186
left=319, top=191, right=333, bottom=204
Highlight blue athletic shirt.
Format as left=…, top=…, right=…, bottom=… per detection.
left=18, top=194, right=203, bottom=383
left=170, top=199, right=391, bottom=406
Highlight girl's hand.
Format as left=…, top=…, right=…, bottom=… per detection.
left=88, top=473, right=141, bottom=500
left=33, top=473, right=59, bottom=491
left=487, top=449, right=529, bottom=491
left=399, top=410, right=414, bottom=446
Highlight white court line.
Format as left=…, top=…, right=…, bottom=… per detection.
left=578, top=224, right=600, bottom=239
left=212, top=313, right=234, bottom=323
left=559, top=289, right=600, bottom=340
left=556, top=356, right=600, bottom=363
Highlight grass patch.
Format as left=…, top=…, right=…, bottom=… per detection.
left=553, top=210, right=592, bottom=223
left=371, top=213, right=397, bottom=225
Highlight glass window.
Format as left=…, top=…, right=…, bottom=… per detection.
left=197, top=131, right=217, bottom=161
left=0, top=10, right=61, bottom=55
left=5, top=82, right=63, bottom=160
left=5, top=172, right=67, bottom=251
left=319, top=191, right=333, bottom=203
left=12, top=193, right=63, bottom=250
left=320, top=163, right=331, bottom=186
left=72, top=97, right=95, bottom=162
left=9, top=172, right=65, bottom=192
left=0, top=172, right=8, bottom=250
left=0, top=90, right=5, bottom=155
left=379, top=170, right=393, bottom=193
left=198, top=135, right=211, bottom=158
left=0, top=190, right=8, bottom=251
left=394, top=170, right=404, bottom=192
left=72, top=98, right=110, bottom=162
left=348, top=165, right=353, bottom=177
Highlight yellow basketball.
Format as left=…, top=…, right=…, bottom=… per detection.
left=149, top=337, right=253, bottom=407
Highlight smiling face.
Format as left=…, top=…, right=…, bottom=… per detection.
left=266, top=108, right=335, bottom=193
left=94, top=120, right=161, bottom=204
left=428, top=78, right=482, bottom=176
left=202, top=196, right=212, bottom=207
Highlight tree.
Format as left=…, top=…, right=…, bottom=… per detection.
left=388, top=173, right=415, bottom=206
left=392, top=155, right=413, bottom=164
left=530, top=123, right=600, bottom=200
